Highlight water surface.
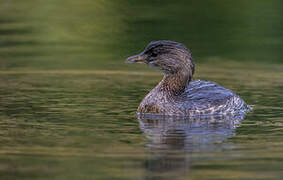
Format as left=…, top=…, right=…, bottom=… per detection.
left=1, top=0, right=283, bottom=180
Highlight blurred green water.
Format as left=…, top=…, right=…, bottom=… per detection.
left=1, top=0, right=283, bottom=180
left=1, top=0, right=283, bottom=70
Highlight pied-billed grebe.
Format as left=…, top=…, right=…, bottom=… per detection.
left=126, top=40, right=248, bottom=116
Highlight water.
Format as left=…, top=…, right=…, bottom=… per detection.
left=1, top=0, right=283, bottom=179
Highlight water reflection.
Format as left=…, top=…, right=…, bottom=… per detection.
left=138, top=113, right=246, bottom=179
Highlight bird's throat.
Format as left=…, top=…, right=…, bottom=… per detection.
left=159, top=71, right=190, bottom=96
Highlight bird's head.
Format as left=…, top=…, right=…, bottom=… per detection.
left=126, top=40, right=194, bottom=76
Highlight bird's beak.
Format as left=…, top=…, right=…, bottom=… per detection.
left=125, top=53, right=147, bottom=64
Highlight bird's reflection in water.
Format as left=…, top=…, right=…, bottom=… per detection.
left=138, top=113, right=246, bottom=180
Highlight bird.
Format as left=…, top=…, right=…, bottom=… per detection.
left=126, top=40, right=248, bottom=116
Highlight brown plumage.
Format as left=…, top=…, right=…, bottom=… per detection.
left=126, top=40, right=248, bottom=116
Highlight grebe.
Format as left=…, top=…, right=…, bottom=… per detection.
left=126, top=40, right=248, bottom=116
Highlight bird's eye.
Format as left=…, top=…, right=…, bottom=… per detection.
left=151, top=52, right=158, bottom=57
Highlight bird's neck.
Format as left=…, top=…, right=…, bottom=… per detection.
left=158, top=70, right=191, bottom=96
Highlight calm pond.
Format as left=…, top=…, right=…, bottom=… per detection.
left=1, top=1, right=283, bottom=180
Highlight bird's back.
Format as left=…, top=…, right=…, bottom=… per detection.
left=181, top=80, right=247, bottom=115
